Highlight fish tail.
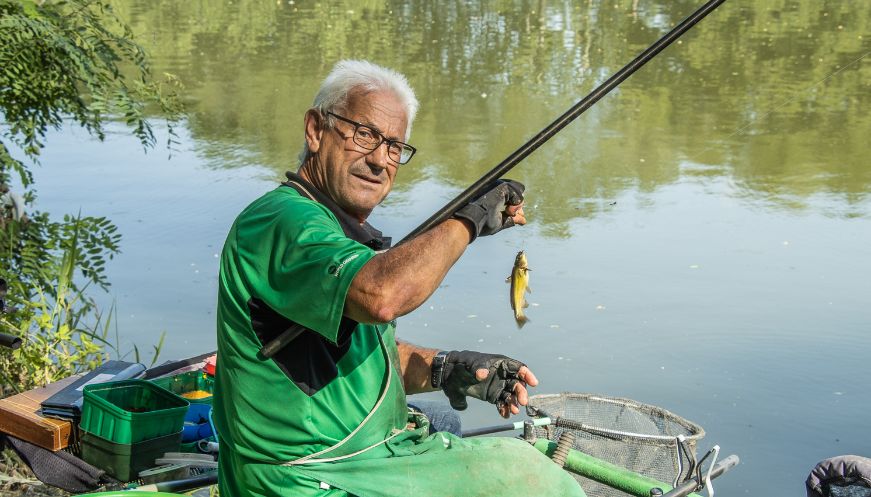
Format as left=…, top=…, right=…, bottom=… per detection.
left=515, top=313, right=529, bottom=328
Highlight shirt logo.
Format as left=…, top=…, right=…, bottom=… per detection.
left=329, top=253, right=360, bottom=277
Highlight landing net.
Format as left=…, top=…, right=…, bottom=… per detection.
left=527, top=393, right=705, bottom=497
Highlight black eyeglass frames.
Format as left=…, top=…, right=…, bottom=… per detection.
left=326, top=111, right=417, bottom=165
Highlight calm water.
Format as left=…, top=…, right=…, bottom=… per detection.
left=22, top=1, right=871, bottom=494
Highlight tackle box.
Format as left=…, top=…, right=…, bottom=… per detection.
left=80, top=379, right=189, bottom=444
left=149, top=370, right=214, bottom=405
left=80, top=429, right=182, bottom=482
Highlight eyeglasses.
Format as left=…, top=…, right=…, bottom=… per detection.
left=326, top=111, right=417, bottom=165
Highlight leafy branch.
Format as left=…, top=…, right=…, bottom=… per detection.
left=0, top=0, right=180, bottom=394
left=0, top=0, right=184, bottom=186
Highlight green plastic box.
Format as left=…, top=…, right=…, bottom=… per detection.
left=150, top=371, right=214, bottom=405
left=81, top=429, right=181, bottom=482
left=81, top=379, right=189, bottom=444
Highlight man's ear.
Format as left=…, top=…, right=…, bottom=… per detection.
left=304, top=109, right=325, bottom=154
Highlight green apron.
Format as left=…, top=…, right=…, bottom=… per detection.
left=281, top=332, right=587, bottom=497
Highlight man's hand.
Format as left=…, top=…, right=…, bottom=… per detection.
left=438, top=350, right=538, bottom=418
left=453, top=180, right=526, bottom=242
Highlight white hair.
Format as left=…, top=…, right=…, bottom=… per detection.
left=299, top=60, right=419, bottom=163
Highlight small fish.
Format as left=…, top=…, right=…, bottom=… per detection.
left=507, top=251, right=531, bottom=328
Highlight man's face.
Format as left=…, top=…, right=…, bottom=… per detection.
left=303, top=89, right=409, bottom=222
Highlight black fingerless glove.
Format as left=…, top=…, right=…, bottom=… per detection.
left=432, top=350, right=526, bottom=411
left=453, top=179, right=525, bottom=242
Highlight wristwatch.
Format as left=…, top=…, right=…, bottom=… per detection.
left=430, top=351, right=450, bottom=388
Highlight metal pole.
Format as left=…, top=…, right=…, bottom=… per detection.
left=0, top=332, right=21, bottom=350
left=662, top=455, right=740, bottom=497
left=399, top=0, right=728, bottom=244
left=134, top=471, right=219, bottom=493
left=461, top=416, right=552, bottom=437
left=259, top=324, right=304, bottom=358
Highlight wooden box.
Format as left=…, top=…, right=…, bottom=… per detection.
left=0, top=374, right=81, bottom=451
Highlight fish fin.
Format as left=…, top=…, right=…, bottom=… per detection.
left=526, top=285, right=532, bottom=293
left=505, top=275, right=511, bottom=283
left=522, top=300, right=529, bottom=309
left=515, top=315, right=529, bottom=328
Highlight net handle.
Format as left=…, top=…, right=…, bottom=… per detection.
left=551, top=416, right=700, bottom=443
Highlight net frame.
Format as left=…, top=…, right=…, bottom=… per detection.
left=527, top=393, right=705, bottom=497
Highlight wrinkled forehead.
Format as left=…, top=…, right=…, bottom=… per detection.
left=341, top=89, right=409, bottom=140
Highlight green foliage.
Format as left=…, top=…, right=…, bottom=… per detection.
left=0, top=285, right=107, bottom=396
left=0, top=0, right=183, bottom=186
left=0, top=214, right=166, bottom=396
left=2, top=211, right=120, bottom=295
left=0, top=0, right=180, bottom=395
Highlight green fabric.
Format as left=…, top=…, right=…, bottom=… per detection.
left=218, top=186, right=375, bottom=344
left=221, top=327, right=585, bottom=497
left=214, top=187, right=394, bottom=496
left=214, top=186, right=585, bottom=497
left=298, top=434, right=587, bottom=497
left=284, top=330, right=584, bottom=497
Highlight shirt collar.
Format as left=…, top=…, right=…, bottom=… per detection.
left=283, top=172, right=391, bottom=250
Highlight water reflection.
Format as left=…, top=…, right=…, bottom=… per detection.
left=119, top=0, right=870, bottom=231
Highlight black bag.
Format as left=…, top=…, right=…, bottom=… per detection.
left=2, top=433, right=109, bottom=493
left=806, top=455, right=871, bottom=497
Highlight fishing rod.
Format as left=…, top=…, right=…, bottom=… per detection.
left=259, top=0, right=728, bottom=358
left=399, top=0, right=728, bottom=244
left=133, top=470, right=218, bottom=493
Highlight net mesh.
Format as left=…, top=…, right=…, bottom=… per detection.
left=829, top=486, right=871, bottom=497
left=527, top=393, right=705, bottom=497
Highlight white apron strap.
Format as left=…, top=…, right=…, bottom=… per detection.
left=282, top=330, right=402, bottom=466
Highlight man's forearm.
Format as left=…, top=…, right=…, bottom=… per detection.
left=345, top=218, right=473, bottom=323
left=397, top=339, right=440, bottom=394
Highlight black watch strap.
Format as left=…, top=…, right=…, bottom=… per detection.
left=430, top=350, right=450, bottom=388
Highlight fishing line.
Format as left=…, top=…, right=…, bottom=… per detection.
left=688, top=47, right=871, bottom=165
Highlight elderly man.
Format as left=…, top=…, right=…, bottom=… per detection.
left=214, top=60, right=584, bottom=497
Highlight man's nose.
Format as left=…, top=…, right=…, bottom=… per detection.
left=365, top=141, right=392, bottom=170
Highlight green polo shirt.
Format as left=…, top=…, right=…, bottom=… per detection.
left=214, top=186, right=401, bottom=496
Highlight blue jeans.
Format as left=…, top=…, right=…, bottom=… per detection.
left=407, top=399, right=462, bottom=436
